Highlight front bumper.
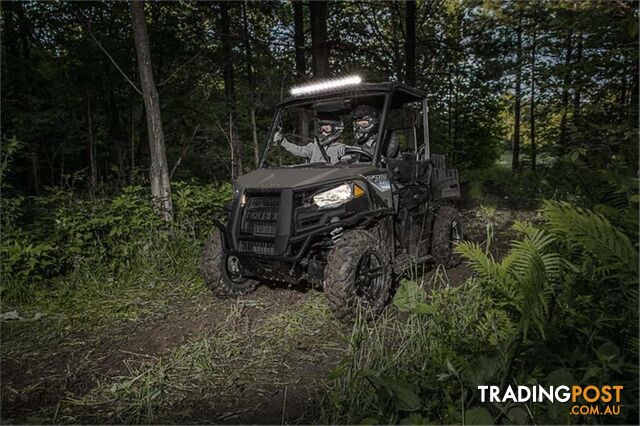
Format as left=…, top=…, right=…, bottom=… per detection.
left=212, top=185, right=390, bottom=283
left=214, top=207, right=390, bottom=261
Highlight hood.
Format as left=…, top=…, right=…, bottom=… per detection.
left=235, top=164, right=378, bottom=190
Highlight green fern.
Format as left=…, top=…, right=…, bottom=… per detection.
left=594, top=169, right=638, bottom=209
left=457, top=224, right=562, bottom=339
left=477, top=309, right=518, bottom=349
left=542, top=200, right=638, bottom=279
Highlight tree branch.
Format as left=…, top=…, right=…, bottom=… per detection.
left=170, top=125, right=199, bottom=178
left=158, top=49, right=204, bottom=87
left=82, top=21, right=143, bottom=96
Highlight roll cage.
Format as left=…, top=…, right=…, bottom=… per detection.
left=259, top=82, right=431, bottom=168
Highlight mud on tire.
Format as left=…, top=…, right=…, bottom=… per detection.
left=200, top=228, right=259, bottom=297
left=324, top=228, right=394, bottom=321
left=431, top=205, right=463, bottom=268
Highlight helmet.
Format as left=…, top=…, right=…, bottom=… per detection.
left=352, top=105, right=380, bottom=145
left=316, top=117, right=344, bottom=146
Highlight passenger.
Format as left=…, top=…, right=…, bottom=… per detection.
left=274, top=113, right=347, bottom=164
left=352, top=104, right=381, bottom=156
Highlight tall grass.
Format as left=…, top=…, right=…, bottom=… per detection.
left=325, top=201, right=639, bottom=425
left=324, top=269, right=487, bottom=424
left=59, top=294, right=341, bottom=424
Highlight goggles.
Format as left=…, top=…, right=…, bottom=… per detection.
left=320, top=124, right=333, bottom=135
left=354, top=116, right=374, bottom=128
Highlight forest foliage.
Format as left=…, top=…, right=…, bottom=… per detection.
left=1, top=0, right=637, bottom=192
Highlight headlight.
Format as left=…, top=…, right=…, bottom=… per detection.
left=313, top=183, right=365, bottom=208
left=313, top=184, right=352, bottom=208
left=232, top=183, right=247, bottom=206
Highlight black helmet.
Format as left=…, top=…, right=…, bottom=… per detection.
left=352, top=105, right=380, bottom=144
left=316, top=114, right=344, bottom=146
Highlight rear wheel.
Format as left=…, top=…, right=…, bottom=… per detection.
left=431, top=205, right=463, bottom=267
left=200, top=229, right=259, bottom=297
left=324, top=228, right=393, bottom=321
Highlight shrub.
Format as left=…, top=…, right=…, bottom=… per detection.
left=172, top=181, right=232, bottom=236
left=0, top=182, right=232, bottom=303
left=326, top=201, right=638, bottom=425
left=0, top=231, right=59, bottom=302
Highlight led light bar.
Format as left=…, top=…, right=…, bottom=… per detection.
left=290, top=75, right=362, bottom=96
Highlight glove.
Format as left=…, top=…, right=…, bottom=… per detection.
left=338, top=146, right=356, bottom=163
left=273, top=127, right=284, bottom=145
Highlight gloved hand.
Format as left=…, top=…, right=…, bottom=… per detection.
left=338, top=146, right=355, bottom=164
left=273, top=127, right=284, bottom=145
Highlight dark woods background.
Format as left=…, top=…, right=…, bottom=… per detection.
left=2, top=0, right=637, bottom=196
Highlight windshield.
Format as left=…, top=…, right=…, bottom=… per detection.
left=262, top=95, right=386, bottom=167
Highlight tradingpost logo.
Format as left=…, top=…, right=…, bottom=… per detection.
left=478, top=385, right=624, bottom=416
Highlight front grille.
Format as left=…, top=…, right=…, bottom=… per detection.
left=241, top=195, right=280, bottom=236
left=247, top=196, right=280, bottom=209
left=238, top=240, right=275, bottom=255
left=238, top=193, right=280, bottom=255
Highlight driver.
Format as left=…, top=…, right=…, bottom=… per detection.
left=274, top=113, right=347, bottom=164
left=352, top=104, right=381, bottom=155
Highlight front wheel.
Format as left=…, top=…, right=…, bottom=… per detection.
left=431, top=205, right=464, bottom=268
left=200, top=229, right=259, bottom=297
left=324, top=228, right=393, bottom=321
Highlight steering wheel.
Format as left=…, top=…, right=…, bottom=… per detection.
left=340, top=146, right=374, bottom=163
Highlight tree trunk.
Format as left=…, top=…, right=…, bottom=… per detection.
left=559, top=30, right=573, bottom=152
left=530, top=28, right=537, bottom=171
left=447, top=73, right=453, bottom=144
left=630, top=54, right=639, bottom=129
left=620, top=74, right=627, bottom=119
left=130, top=0, right=173, bottom=221
left=573, top=32, right=583, bottom=126
left=106, top=78, right=125, bottom=185
left=293, top=0, right=306, bottom=80
left=31, top=144, right=39, bottom=193
left=512, top=20, right=522, bottom=172
left=220, top=1, right=243, bottom=178
left=404, top=0, right=416, bottom=86
left=241, top=2, right=260, bottom=169
left=293, top=0, right=309, bottom=140
left=309, top=1, right=329, bottom=78
left=130, top=97, right=136, bottom=183
left=391, top=4, right=403, bottom=81
left=87, top=95, right=98, bottom=199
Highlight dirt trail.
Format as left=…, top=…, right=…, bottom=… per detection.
left=1, top=204, right=536, bottom=424
left=2, top=286, right=343, bottom=424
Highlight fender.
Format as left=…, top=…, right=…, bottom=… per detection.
left=212, top=218, right=231, bottom=252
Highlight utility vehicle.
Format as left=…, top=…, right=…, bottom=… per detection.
left=201, top=76, right=463, bottom=320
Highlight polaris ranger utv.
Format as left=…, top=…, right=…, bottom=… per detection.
left=201, top=77, right=462, bottom=320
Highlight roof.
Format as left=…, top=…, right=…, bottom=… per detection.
left=276, top=82, right=426, bottom=109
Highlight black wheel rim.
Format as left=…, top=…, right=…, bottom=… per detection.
left=355, top=251, right=385, bottom=307
left=225, top=255, right=249, bottom=285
